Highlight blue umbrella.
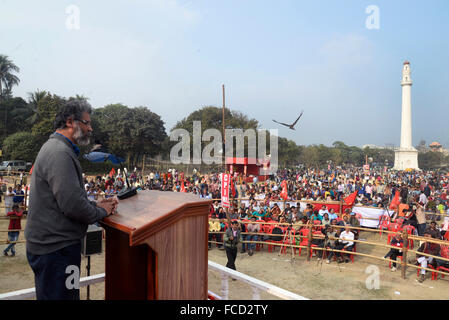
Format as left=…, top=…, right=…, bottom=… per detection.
left=83, top=152, right=125, bottom=164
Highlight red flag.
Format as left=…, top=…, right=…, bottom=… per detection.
left=109, top=168, right=116, bottom=178
left=280, top=180, right=288, bottom=200
left=181, top=179, right=186, bottom=192
left=230, top=177, right=236, bottom=198
left=343, top=191, right=358, bottom=206
left=389, top=190, right=400, bottom=210
left=29, top=164, right=34, bottom=175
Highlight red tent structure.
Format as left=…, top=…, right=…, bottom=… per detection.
left=225, top=157, right=270, bottom=183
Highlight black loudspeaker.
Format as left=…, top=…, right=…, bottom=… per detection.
left=81, top=224, right=103, bottom=256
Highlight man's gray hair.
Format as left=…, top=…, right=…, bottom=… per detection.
left=54, top=98, right=92, bottom=130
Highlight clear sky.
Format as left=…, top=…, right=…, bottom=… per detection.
left=1, top=0, right=448, bottom=148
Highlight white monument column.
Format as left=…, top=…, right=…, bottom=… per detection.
left=393, top=61, right=419, bottom=171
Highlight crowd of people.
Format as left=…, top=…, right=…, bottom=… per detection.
left=3, top=164, right=449, bottom=282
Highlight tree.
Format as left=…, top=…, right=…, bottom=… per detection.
left=172, top=106, right=263, bottom=160
left=0, top=97, right=34, bottom=143
left=26, top=90, right=48, bottom=126
left=31, top=93, right=66, bottom=145
left=2, top=132, right=40, bottom=162
left=0, top=55, right=20, bottom=99
left=0, top=55, right=20, bottom=138
left=418, top=151, right=447, bottom=170
left=278, top=137, right=301, bottom=167
left=92, top=104, right=167, bottom=165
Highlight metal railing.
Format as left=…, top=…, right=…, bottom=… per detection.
left=0, top=261, right=306, bottom=300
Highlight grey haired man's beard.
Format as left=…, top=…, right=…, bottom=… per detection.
left=73, top=123, right=91, bottom=146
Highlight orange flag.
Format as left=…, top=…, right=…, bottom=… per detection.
left=389, top=190, right=400, bottom=210
left=343, top=191, right=358, bottom=206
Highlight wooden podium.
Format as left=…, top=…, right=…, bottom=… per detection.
left=100, top=190, right=211, bottom=300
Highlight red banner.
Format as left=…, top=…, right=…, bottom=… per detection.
left=221, top=173, right=231, bottom=208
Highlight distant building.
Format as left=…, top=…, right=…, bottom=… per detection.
left=429, top=141, right=449, bottom=155
left=362, top=144, right=386, bottom=150
left=429, top=141, right=442, bottom=152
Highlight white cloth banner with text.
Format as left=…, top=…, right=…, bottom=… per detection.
left=351, top=206, right=395, bottom=228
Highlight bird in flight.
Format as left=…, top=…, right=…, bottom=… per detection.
left=272, top=110, right=304, bottom=130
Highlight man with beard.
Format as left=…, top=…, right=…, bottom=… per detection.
left=25, top=99, right=118, bottom=300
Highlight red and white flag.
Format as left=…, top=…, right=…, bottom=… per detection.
left=221, top=173, right=231, bottom=208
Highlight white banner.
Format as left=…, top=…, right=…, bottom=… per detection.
left=352, top=206, right=395, bottom=228
left=240, top=200, right=306, bottom=211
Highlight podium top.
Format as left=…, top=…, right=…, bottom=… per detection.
left=100, top=190, right=212, bottom=246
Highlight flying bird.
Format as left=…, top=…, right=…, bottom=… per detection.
left=272, top=110, right=304, bottom=130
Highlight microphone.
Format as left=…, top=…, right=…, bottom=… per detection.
left=117, top=166, right=138, bottom=200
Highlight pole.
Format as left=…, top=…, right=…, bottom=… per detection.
left=86, top=256, right=91, bottom=300
left=307, top=223, right=312, bottom=262
left=401, top=228, right=408, bottom=279
left=222, top=84, right=226, bottom=173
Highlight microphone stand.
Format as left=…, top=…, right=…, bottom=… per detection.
left=116, top=165, right=138, bottom=200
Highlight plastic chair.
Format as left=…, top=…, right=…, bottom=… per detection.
left=281, top=228, right=297, bottom=255
left=331, top=243, right=356, bottom=263
left=396, top=218, right=405, bottom=227
left=387, top=223, right=402, bottom=244
left=436, top=266, right=449, bottom=279
left=267, top=226, right=284, bottom=253
left=417, top=265, right=436, bottom=280
left=379, top=214, right=391, bottom=236
left=386, top=234, right=405, bottom=267
left=402, top=225, right=416, bottom=248
left=389, top=255, right=403, bottom=268
left=312, top=220, right=324, bottom=232
left=296, top=228, right=310, bottom=257
left=342, top=243, right=356, bottom=263
left=310, top=230, right=325, bottom=258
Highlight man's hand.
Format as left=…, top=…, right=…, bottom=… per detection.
left=97, top=197, right=119, bottom=216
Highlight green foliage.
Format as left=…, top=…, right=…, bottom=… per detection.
left=297, top=142, right=395, bottom=168
left=0, top=55, right=20, bottom=99
left=172, top=105, right=266, bottom=159
left=418, top=151, right=449, bottom=170
left=31, top=92, right=66, bottom=145
left=2, top=131, right=40, bottom=162
left=0, top=97, right=34, bottom=142
left=173, top=105, right=259, bottom=134
left=278, top=136, right=301, bottom=167
left=92, top=104, right=168, bottom=165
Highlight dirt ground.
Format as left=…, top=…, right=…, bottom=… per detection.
left=1, top=217, right=449, bottom=300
